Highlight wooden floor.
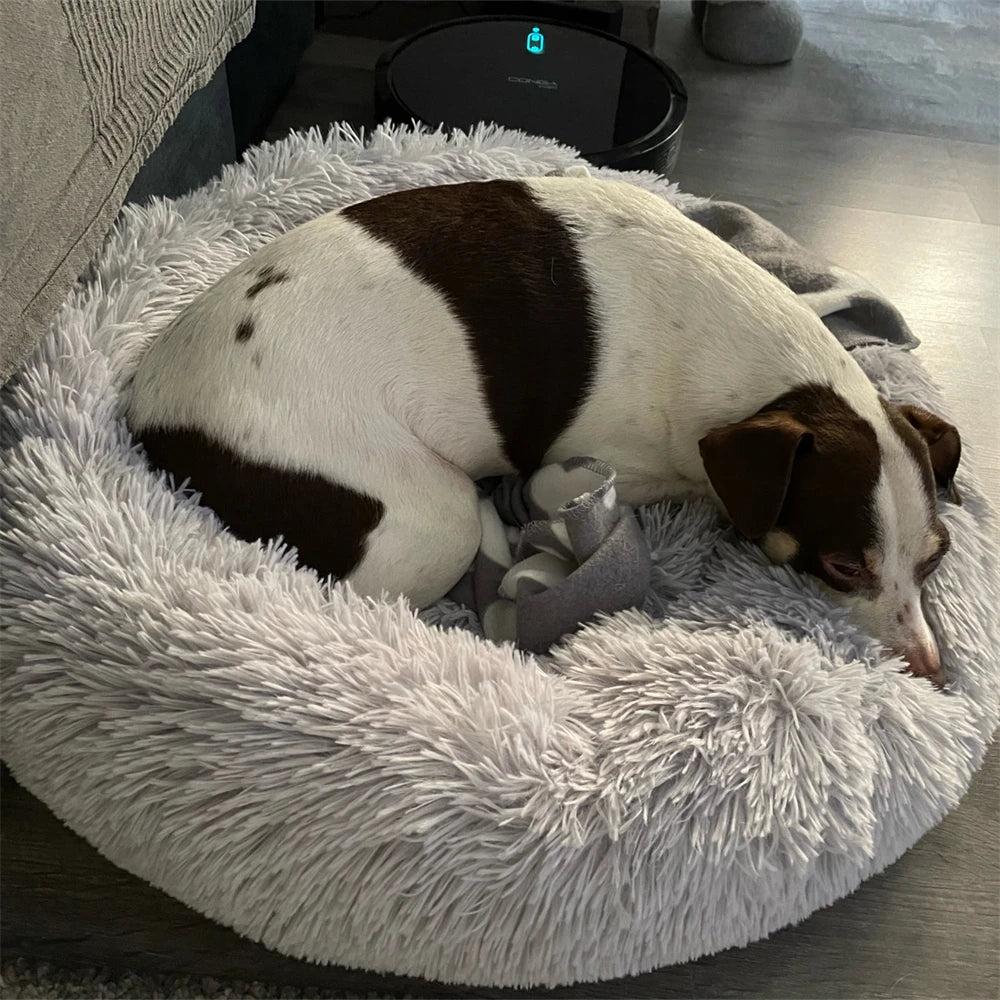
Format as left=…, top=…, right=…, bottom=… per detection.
left=4, top=1, right=998, bottom=997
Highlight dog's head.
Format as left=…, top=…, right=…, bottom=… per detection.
left=699, top=384, right=961, bottom=687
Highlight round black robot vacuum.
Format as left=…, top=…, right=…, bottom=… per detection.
left=375, top=16, right=687, bottom=175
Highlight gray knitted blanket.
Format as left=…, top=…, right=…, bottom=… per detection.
left=451, top=196, right=919, bottom=652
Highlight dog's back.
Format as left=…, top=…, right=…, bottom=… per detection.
left=128, top=177, right=859, bottom=496
left=126, top=177, right=959, bottom=688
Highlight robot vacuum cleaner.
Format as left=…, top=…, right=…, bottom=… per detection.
left=375, top=16, right=687, bottom=175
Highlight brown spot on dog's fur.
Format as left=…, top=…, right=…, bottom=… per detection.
left=246, top=265, right=289, bottom=299
left=136, top=426, right=384, bottom=580
left=768, top=386, right=884, bottom=591
left=700, top=408, right=811, bottom=541
left=701, top=384, right=882, bottom=592
left=343, top=180, right=597, bottom=474
left=235, top=318, right=255, bottom=343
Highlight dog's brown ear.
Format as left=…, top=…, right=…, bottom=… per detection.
left=897, top=404, right=962, bottom=501
left=699, top=413, right=811, bottom=539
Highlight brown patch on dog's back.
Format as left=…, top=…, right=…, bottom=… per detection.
left=136, top=426, right=384, bottom=580
left=342, top=180, right=598, bottom=474
left=246, top=265, right=290, bottom=299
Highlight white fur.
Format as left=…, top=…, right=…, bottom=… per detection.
left=763, top=529, right=800, bottom=563
left=526, top=179, right=881, bottom=496
left=128, top=212, right=494, bottom=605
left=127, top=175, right=941, bottom=659
left=847, top=444, right=942, bottom=672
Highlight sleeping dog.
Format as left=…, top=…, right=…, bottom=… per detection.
left=126, top=177, right=961, bottom=686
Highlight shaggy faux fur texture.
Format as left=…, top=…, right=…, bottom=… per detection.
left=1, top=125, right=998, bottom=990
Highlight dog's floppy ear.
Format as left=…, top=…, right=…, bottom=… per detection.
left=699, top=413, right=811, bottom=539
left=897, top=404, right=962, bottom=502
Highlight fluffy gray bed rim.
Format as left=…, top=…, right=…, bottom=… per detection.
left=2, top=125, right=998, bottom=989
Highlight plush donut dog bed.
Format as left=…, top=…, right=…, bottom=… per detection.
left=2, top=125, right=998, bottom=989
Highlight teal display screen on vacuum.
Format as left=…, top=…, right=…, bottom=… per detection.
left=389, top=20, right=645, bottom=153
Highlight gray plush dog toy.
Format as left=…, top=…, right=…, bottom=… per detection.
left=692, top=0, right=804, bottom=64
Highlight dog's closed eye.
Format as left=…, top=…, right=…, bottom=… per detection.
left=820, top=554, right=876, bottom=592
left=916, top=544, right=949, bottom=582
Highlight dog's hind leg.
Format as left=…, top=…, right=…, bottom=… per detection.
left=133, top=424, right=481, bottom=608
left=346, top=448, right=482, bottom=609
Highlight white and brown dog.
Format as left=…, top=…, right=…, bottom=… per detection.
left=126, top=177, right=961, bottom=685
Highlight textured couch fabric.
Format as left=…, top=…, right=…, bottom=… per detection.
left=0, top=0, right=255, bottom=386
